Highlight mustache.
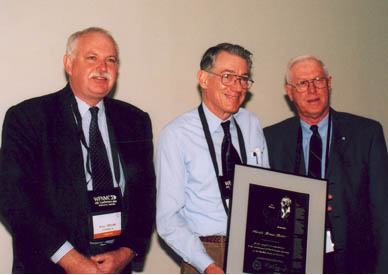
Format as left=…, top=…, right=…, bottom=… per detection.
left=88, top=72, right=112, bottom=81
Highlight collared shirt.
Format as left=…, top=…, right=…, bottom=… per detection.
left=156, top=103, right=270, bottom=273
left=75, top=97, right=125, bottom=194
left=51, top=96, right=125, bottom=263
left=300, top=113, right=330, bottom=178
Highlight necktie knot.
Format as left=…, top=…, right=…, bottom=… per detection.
left=310, top=125, right=319, bottom=134
left=221, top=120, right=231, bottom=135
left=90, top=106, right=99, bottom=118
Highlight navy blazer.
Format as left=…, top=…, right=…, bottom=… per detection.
left=264, top=109, right=388, bottom=273
left=0, top=85, right=156, bottom=273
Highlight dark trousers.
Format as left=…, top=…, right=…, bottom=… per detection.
left=323, top=251, right=346, bottom=274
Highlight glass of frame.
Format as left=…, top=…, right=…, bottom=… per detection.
left=226, top=165, right=327, bottom=274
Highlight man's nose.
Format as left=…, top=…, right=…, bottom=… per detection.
left=231, top=78, right=244, bottom=92
left=307, top=80, right=317, bottom=93
left=97, top=60, right=108, bottom=72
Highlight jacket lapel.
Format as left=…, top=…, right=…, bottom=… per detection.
left=54, top=87, right=89, bottom=212
left=326, top=109, right=348, bottom=179
left=103, top=98, right=130, bottom=227
left=287, top=117, right=306, bottom=175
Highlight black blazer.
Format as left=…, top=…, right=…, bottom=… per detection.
left=0, top=85, right=156, bottom=273
left=263, top=109, right=388, bottom=273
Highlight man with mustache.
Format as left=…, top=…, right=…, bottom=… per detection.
left=0, top=27, right=155, bottom=273
left=156, top=43, right=270, bottom=273
left=263, top=55, right=388, bottom=273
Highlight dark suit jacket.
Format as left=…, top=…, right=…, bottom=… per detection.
left=264, top=109, right=388, bottom=273
left=0, top=85, right=156, bottom=273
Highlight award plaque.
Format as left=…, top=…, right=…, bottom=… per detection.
left=226, top=165, right=327, bottom=274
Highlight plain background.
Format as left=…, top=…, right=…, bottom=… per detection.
left=0, top=0, right=387, bottom=273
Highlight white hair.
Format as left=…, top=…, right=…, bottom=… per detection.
left=65, top=27, right=119, bottom=60
left=285, top=54, right=328, bottom=83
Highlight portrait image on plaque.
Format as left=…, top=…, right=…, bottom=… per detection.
left=226, top=165, right=327, bottom=274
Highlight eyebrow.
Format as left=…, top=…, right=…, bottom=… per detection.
left=85, top=50, right=118, bottom=58
left=220, top=69, right=249, bottom=76
left=295, top=75, right=326, bottom=81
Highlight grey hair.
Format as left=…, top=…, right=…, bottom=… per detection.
left=65, top=27, right=119, bottom=60
left=285, top=55, right=328, bottom=84
left=200, top=43, right=253, bottom=78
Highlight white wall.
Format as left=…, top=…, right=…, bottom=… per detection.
left=0, top=0, right=387, bottom=273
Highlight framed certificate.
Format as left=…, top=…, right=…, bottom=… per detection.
left=226, top=165, right=327, bottom=274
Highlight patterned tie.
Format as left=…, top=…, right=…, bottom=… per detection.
left=308, top=125, right=322, bottom=179
left=89, top=107, right=113, bottom=190
left=221, top=121, right=242, bottom=198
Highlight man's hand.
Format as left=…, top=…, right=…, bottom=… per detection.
left=58, top=248, right=101, bottom=274
left=90, top=247, right=135, bottom=274
left=204, top=263, right=224, bottom=274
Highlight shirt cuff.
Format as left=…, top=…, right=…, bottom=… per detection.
left=50, top=241, right=74, bottom=264
left=192, top=251, right=214, bottom=274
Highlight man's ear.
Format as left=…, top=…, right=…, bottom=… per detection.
left=197, top=70, right=209, bottom=90
left=285, top=84, right=294, bottom=102
left=327, top=76, right=332, bottom=93
left=63, top=54, right=73, bottom=76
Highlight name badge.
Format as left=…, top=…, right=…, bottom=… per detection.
left=88, top=188, right=122, bottom=240
left=92, top=212, right=122, bottom=240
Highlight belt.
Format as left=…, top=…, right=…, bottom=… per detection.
left=200, top=235, right=227, bottom=243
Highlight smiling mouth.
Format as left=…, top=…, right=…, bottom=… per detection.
left=225, top=93, right=241, bottom=100
left=307, top=98, right=320, bottom=103
left=93, top=76, right=108, bottom=80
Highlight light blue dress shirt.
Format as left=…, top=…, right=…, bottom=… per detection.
left=156, top=103, right=270, bottom=273
left=300, top=113, right=330, bottom=178
left=50, top=96, right=125, bottom=263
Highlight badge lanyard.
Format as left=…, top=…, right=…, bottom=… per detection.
left=70, top=95, right=121, bottom=185
left=198, top=105, right=247, bottom=214
left=68, top=95, right=124, bottom=242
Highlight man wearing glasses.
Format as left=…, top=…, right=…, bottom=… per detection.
left=264, top=55, right=388, bottom=273
left=156, top=43, right=270, bottom=273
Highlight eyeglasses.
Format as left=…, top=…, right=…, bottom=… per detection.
left=206, top=71, right=254, bottom=89
left=288, top=77, right=328, bottom=93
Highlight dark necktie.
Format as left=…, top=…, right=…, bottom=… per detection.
left=89, top=107, right=113, bottom=190
left=221, top=120, right=242, bottom=198
left=308, top=125, right=322, bottom=179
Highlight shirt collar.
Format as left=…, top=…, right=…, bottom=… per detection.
left=74, top=96, right=105, bottom=118
left=202, top=102, right=238, bottom=134
left=300, top=112, right=329, bottom=135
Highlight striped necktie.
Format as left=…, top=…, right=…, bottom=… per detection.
left=308, top=125, right=322, bottom=179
